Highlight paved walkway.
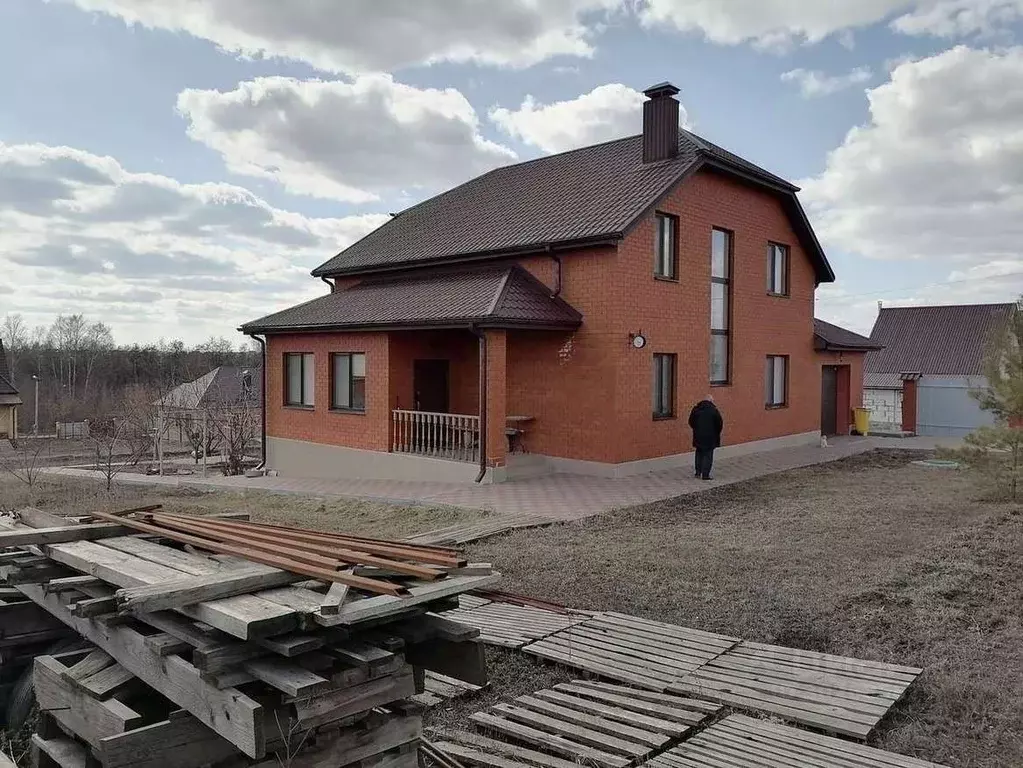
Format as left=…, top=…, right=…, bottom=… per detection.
left=34, top=434, right=947, bottom=522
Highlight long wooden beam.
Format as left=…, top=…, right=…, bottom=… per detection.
left=116, top=568, right=303, bottom=614
left=154, top=513, right=465, bottom=566
left=147, top=514, right=446, bottom=580
left=0, top=523, right=133, bottom=548
left=85, top=511, right=408, bottom=597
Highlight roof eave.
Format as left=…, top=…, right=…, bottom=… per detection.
left=311, top=235, right=621, bottom=279
left=239, top=317, right=582, bottom=335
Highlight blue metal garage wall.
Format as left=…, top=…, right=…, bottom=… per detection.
left=917, top=376, right=995, bottom=437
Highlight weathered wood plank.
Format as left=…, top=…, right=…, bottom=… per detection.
left=243, top=657, right=332, bottom=698
left=294, top=667, right=416, bottom=728
left=0, top=523, right=135, bottom=547
left=469, top=712, right=629, bottom=768
left=115, top=568, right=303, bottom=614
left=31, top=734, right=88, bottom=768
left=14, top=583, right=265, bottom=759
left=99, top=712, right=242, bottom=768
left=437, top=731, right=584, bottom=768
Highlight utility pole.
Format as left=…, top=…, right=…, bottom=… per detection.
left=31, top=374, right=39, bottom=436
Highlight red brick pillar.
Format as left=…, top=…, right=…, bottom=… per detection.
left=837, top=366, right=851, bottom=434
left=901, top=379, right=917, bottom=434
left=484, top=330, right=507, bottom=469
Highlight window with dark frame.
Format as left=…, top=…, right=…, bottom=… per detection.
left=284, top=353, right=315, bottom=407
left=331, top=353, right=366, bottom=412
left=765, top=355, right=789, bottom=407
left=768, top=242, right=790, bottom=295
left=710, top=228, right=732, bottom=385
left=652, top=353, right=676, bottom=419
left=654, top=213, right=678, bottom=279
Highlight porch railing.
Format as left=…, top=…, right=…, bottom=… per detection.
left=392, top=410, right=480, bottom=463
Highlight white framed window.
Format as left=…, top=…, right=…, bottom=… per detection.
left=768, top=242, right=789, bottom=296
left=331, top=353, right=366, bottom=411
left=765, top=355, right=788, bottom=408
left=654, top=213, right=678, bottom=279
left=285, top=353, right=315, bottom=407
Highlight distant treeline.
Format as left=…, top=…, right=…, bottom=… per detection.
left=1, top=313, right=258, bottom=432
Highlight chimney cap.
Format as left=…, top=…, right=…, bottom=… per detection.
left=643, top=81, right=680, bottom=99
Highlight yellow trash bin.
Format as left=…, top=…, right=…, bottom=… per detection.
left=853, top=407, right=870, bottom=436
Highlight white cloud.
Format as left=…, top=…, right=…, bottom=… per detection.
left=892, top=0, right=1023, bottom=37
left=490, top=83, right=682, bottom=154
left=0, top=141, right=388, bottom=343
left=781, top=67, right=873, bottom=98
left=638, top=0, right=1023, bottom=50
left=64, top=0, right=622, bottom=73
left=805, top=46, right=1023, bottom=330
left=177, top=75, right=517, bottom=203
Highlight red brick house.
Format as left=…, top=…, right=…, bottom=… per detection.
left=242, top=82, right=872, bottom=483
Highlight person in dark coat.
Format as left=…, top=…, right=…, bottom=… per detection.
left=688, top=396, right=723, bottom=480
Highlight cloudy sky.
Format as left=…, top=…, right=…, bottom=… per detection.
left=1, top=0, right=1022, bottom=344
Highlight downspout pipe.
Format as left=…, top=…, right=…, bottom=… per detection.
left=320, top=276, right=333, bottom=292
left=248, top=333, right=268, bottom=471
left=470, top=325, right=488, bottom=483
left=548, top=247, right=562, bottom=298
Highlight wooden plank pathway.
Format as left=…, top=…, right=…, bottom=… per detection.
left=407, top=514, right=554, bottom=546
left=667, top=641, right=922, bottom=739
left=440, top=680, right=721, bottom=768
left=647, top=714, right=950, bottom=768
left=522, top=612, right=740, bottom=691
left=412, top=671, right=485, bottom=709
left=437, top=594, right=591, bottom=649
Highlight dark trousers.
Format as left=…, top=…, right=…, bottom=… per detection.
left=694, top=446, right=715, bottom=479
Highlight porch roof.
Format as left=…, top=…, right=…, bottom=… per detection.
left=240, top=265, right=582, bottom=334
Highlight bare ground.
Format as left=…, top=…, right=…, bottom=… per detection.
left=1, top=451, right=1020, bottom=766
left=453, top=451, right=1023, bottom=767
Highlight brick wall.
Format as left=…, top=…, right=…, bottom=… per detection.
left=266, top=332, right=390, bottom=452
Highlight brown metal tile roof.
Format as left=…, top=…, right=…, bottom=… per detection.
left=865, top=303, right=1016, bottom=376
left=240, top=266, right=582, bottom=334
left=312, top=130, right=833, bottom=283
left=814, top=318, right=882, bottom=352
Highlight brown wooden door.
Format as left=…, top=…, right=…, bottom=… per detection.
left=413, top=360, right=450, bottom=413
left=821, top=366, right=838, bottom=436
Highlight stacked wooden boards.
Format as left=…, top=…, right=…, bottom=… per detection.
left=437, top=594, right=591, bottom=649
left=668, top=641, right=923, bottom=739
left=0, top=507, right=497, bottom=767
left=523, top=612, right=739, bottom=691
left=438, top=680, right=722, bottom=768
left=412, top=671, right=485, bottom=709
left=644, top=714, right=950, bottom=768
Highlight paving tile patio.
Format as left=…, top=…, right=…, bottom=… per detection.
left=39, top=436, right=897, bottom=522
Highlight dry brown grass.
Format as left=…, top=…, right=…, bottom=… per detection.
left=0, top=475, right=483, bottom=539
left=460, top=451, right=1022, bottom=767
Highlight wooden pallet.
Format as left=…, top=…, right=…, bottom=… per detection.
left=523, top=612, right=739, bottom=691
left=447, top=679, right=721, bottom=768
left=667, top=641, right=922, bottom=739
left=412, top=671, right=485, bottom=708
left=647, top=714, right=950, bottom=768
left=406, top=515, right=553, bottom=546
left=437, top=595, right=590, bottom=649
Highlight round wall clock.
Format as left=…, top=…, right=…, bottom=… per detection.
left=631, top=334, right=647, bottom=349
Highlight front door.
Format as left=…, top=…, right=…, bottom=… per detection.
left=413, top=360, right=450, bottom=413
left=821, top=366, right=839, bottom=436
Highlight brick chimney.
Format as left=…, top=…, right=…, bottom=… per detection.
left=642, top=82, right=680, bottom=164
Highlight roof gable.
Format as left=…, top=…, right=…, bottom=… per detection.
left=865, top=303, right=1015, bottom=376
left=312, top=130, right=833, bottom=284
left=814, top=319, right=881, bottom=352
left=159, top=366, right=262, bottom=410
left=0, top=340, right=18, bottom=397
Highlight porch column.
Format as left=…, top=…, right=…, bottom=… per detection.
left=484, top=330, right=507, bottom=469
left=901, top=378, right=918, bottom=434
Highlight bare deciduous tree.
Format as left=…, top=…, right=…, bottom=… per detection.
left=0, top=439, right=49, bottom=488
left=90, top=386, right=159, bottom=491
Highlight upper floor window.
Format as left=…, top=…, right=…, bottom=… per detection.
left=654, top=213, right=678, bottom=279
left=765, top=355, right=788, bottom=408
left=331, top=353, right=366, bottom=412
left=285, top=353, right=315, bottom=407
left=652, top=353, right=676, bottom=419
left=768, top=243, right=789, bottom=296
left=711, top=228, right=732, bottom=385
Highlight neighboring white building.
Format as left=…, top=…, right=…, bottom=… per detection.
left=865, top=303, right=1015, bottom=437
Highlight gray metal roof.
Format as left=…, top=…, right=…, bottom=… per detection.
left=241, top=266, right=582, bottom=334
left=0, top=340, right=18, bottom=399
left=311, top=130, right=833, bottom=283
left=866, top=303, right=1016, bottom=377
